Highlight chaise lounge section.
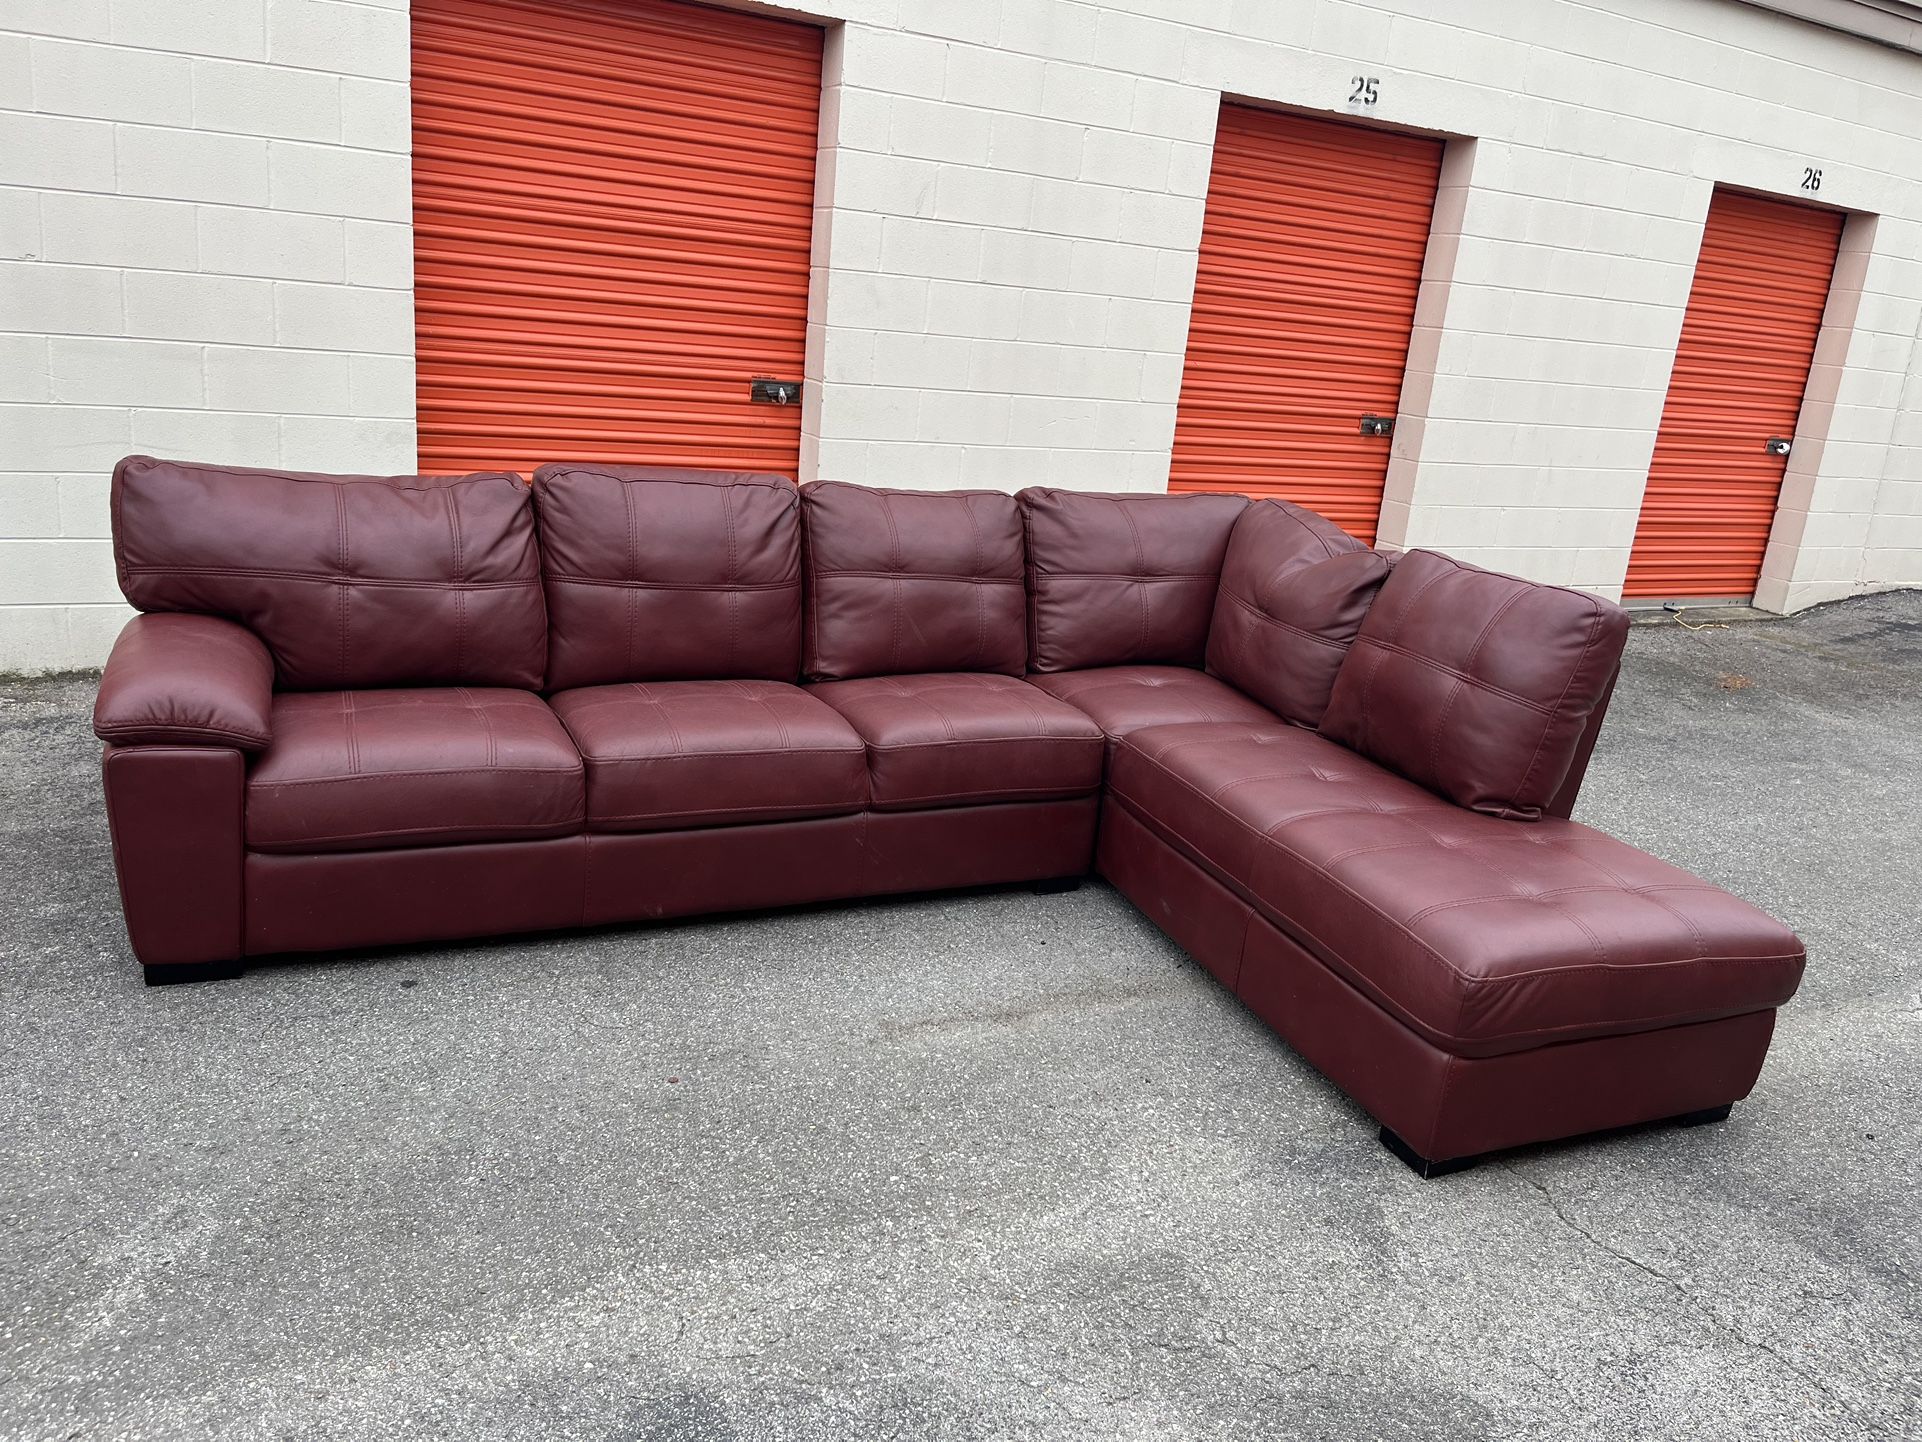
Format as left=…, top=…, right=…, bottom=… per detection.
left=92, top=455, right=1806, bottom=1175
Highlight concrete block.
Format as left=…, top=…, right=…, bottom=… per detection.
left=3, top=0, right=111, bottom=42
left=1, top=114, right=118, bottom=192
left=944, top=44, right=1044, bottom=113
left=988, top=113, right=1083, bottom=180
left=128, top=405, right=280, bottom=463
left=1068, top=239, right=1158, bottom=298
left=1000, top=2, right=1099, bottom=64
left=27, top=37, right=192, bottom=126
left=339, top=76, right=409, bottom=152
left=1091, top=9, right=1186, bottom=80
left=345, top=219, right=411, bottom=289
left=0, top=189, right=41, bottom=261
left=50, top=335, right=202, bottom=408
left=0, top=538, right=120, bottom=604
left=349, top=352, right=415, bottom=419
left=981, top=228, right=1072, bottom=289
left=124, top=269, right=276, bottom=345
left=839, top=27, right=948, bottom=102
left=0, top=260, right=124, bottom=334
left=39, top=191, right=197, bottom=269
left=1076, top=127, right=1169, bottom=190
left=116, top=123, right=270, bottom=206
left=899, top=0, right=1001, bottom=47
left=1030, top=176, right=1121, bottom=241
left=110, top=0, right=266, bottom=60
left=889, top=95, right=992, bottom=165
left=0, top=475, right=62, bottom=537
left=197, top=204, right=345, bottom=282
left=879, top=216, right=984, bottom=281
left=204, top=343, right=352, bottom=414
left=274, top=280, right=413, bottom=353
left=926, top=278, right=1022, bottom=340
left=932, top=166, right=1034, bottom=228
left=1039, top=61, right=1133, bottom=129
left=2, top=401, right=131, bottom=472
left=267, top=140, right=409, bottom=222
left=55, top=471, right=112, bottom=537
left=266, top=0, right=407, bottom=81
left=278, top=412, right=413, bottom=471
left=192, top=56, right=340, bottom=142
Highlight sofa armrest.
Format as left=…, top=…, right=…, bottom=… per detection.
left=93, top=613, right=276, bottom=752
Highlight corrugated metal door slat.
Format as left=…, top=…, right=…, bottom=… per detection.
left=1168, top=106, right=1443, bottom=543
left=411, top=0, right=821, bottom=477
left=1624, top=189, right=1843, bottom=599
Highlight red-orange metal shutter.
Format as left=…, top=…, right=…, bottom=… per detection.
left=410, top=0, right=821, bottom=477
left=1168, top=106, right=1443, bottom=544
left=1625, top=189, right=1843, bottom=599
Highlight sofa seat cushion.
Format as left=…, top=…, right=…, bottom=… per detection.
left=808, top=673, right=1104, bottom=811
left=549, top=680, right=868, bottom=832
left=1027, top=666, right=1277, bottom=758
left=1110, top=722, right=1805, bottom=1057
left=247, top=689, right=584, bottom=853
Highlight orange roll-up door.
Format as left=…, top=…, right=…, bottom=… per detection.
left=410, top=0, right=822, bottom=477
left=1168, top=106, right=1443, bottom=544
left=1625, top=189, right=1843, bottom=599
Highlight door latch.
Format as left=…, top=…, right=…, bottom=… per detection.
left=1764, top=436, right=1792, bottom=458
left=1359, top=414, right=1394, bottom=438
left=751, top=378, right=802, bottom=406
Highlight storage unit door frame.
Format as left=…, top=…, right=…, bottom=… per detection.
left=1168, top=104, right=1445, bottom=544
left=410, top=0, right=823, bottom=478
left=1625, top=188, right=1844, bottom=601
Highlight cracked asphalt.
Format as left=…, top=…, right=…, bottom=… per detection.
left=2, top=590, right=1918, bottom=1441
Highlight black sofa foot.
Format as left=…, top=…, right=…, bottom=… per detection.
left=1029, top=876, right=1083, bottom=895
left=1671, top=1102, right=1735, bottom=1128
left=143, top=961, right=245, bottom=987
left=1378, top=1127, right=1482, bottom=1179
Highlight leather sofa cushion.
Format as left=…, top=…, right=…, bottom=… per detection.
left=809, top=673, right=1104, bottom=811
left=1027, top=665, right=1275, bottom=758
left=113, top=455, right=545, bottom=691
left=1020, top=488, right=1247, bottom=672
left=801, top=482, right=1026, bottom=681
left=533, top=464, right=802, bottom=690
left=1204, top=499, right=1390, bottom=728
left=246, top=689, right=583, bottom=853
left=1320, top=549, right=1629, bottom=819
left=550, top=680, right=868, bottom=832
left=93, top=613, right=275, bottom=751
left=1110, top=722, right=1805, bottom=1057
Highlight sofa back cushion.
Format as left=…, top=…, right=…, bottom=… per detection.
left=112, top=455, right=545, bottom=691
left=801, top=482, right=1027, bottom=681
left=1319, top=549, right=1630, bottom=820
left=1019, top=488, right=1247, bottom=673
left=1204, top=499, right=1390, bottom=727
left=533, top=463, right=802, bottom=690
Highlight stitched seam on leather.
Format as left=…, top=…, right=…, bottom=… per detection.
left=254, top=766, right=584, bottom=787
left=622, top=481, right=641, bottom=680
left=739, top=683, right=796, bottom=749
left=465, top=687, right=497, bottom=768
left=1054, top=570, right=1220, bottom=583
left=1348, top=635, right=1563, bottom=716
left=97, top=723, right=270, bottom=746
left=879, top=783, right=1095, bottom=804
left=723, top=486, right=741, bottom=669
left=590, top=799, right=863, bottom=822
left=961, top=498, right=989, bottom=669
left=1117, top=502, right=1151, bottom=659
left=121, top=566, right=537, bottom=590
left=1400, top=885, right=1640, bottom=926
left=589, top=746, right=857, bottom=764
left=544, top=575, right=794, bottom=592
left=863, top=735, right=1096, bottom=751
left=1424, top=588, right=1529, bottom=784
left=1216, top=588, right=1350, bottom=650
left=1514, top=604, right=1608, bottom=808
left=444, top=488, right=467, bottom=681
left=252, top=818, right=582, bottom=845
left=341, top=691, right=359, bottom=775
left=132, top=460, right=520, bottom=492
left=809, top=569, right=1024, bottom=584
left=332, top=485, right=349, bottom=684
left=624, top=681, right=686, bottom=757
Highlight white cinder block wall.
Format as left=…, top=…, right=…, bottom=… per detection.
left=4, top=0, right=1921, bottom=671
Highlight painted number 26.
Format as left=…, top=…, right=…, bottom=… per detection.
left=1349, top=75, right=1379, bottom=106
left=1802, top=166, right=1823, bottom=192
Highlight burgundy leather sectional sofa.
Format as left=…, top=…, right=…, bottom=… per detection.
left=93, top=456, right=1807, bottom=1175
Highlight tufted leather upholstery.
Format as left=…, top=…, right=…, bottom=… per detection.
left=113, top=456, right=546, bottom=691
left=1321, top=549, right=1629, bottom=819
left=94, top=612, right=276, bottom=751
left=1205, top=499, right=1391, bottom=727
left=1019, top=487, right=1247, bottom=672
left=1110, top=722, right=1805, bottom=1056
left=801, top=482, right=1027, bottom=681
left=533, top=464, right=802, bottom=690
left=246, top=688, right=584, bottom=853
left=1027, top=665, right=1276, bottom=758
left=550, top=680, right=867, bottom=832
left=809, top=672, right=1104, bottom=811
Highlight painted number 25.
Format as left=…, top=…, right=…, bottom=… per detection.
left=1349, top=75, right=1379, bottom=106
